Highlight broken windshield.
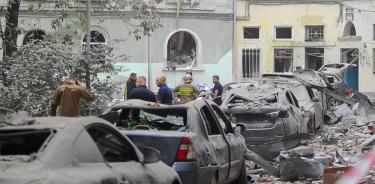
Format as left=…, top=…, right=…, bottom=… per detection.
left=0, top=129, right=53, bottom=162
left=118, top=108, right=187, bottom=131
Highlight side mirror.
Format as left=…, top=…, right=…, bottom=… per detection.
left=142, top=147, right=161, bottom=164
left=234, top=124, right=245, bottom=135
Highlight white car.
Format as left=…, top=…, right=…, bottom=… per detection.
left=0, top=117, right=181, bottom=184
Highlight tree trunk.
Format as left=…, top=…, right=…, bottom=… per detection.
left=3, top=0, right=20, bottom=60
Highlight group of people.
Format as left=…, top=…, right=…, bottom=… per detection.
left=51, top=72, right=223, bottom=117
left=124, top=72, right=223, bottom=106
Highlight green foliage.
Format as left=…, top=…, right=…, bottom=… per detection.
left=0, top=40, right=119, bottom=116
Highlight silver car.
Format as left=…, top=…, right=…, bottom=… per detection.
left=0, top=117, right=181, bottom=184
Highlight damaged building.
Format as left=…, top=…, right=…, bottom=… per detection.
left=8, top=0, right=234, bottom=91
left=235, top=0, right=375, bottom=93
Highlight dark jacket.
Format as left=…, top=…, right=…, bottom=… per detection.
left=157, top=84, right=173, bottom=105
left=124, top=79, right=136, bottom=100
left=129, top=85, right=157, bottom=102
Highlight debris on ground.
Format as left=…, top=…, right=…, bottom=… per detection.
left=246, top=119, right=375, bottom=183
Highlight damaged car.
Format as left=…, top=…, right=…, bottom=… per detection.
left=0, top=117, right=181, bottom=184
left=100, top=99, right=247, bottom=184
left=220, top=84, right=311, bottom=160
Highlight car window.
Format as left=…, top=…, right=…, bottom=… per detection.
left=0, top=129, right=53, bottom=161
left=118, top=108, right=187, bottom=131
left=290, top=86, right=310, bottom=105
left=74, top=129, right=105, bottom=163
left=286, top=91, right=299, bottom=108
left=86, top=126, right=137, bottom=162
left=200, top=105, right=221, bottom=135
left=211, top=105, right=233, bottom=134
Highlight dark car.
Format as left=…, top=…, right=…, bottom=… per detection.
left=220, top=84, right=310, bottom=160
left=101, top=99, right=247, bottom=184
left=261, top=72, right=324, bottom=130
left=0, top=117, right=181, bottom=184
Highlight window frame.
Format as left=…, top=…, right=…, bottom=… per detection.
left=210, top=104, right=233, bottom=134
left=85, top=124, right=139, bottom=163
left=275, top=26, right=293, bottom=40
left=305, top=25, right=324, bottom=41
left=199, top=105, right=222, bottom=136
left=243, top=27, right=260, bottom=40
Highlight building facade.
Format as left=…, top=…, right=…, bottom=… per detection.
left=235, top=0, right=342, bottom=79
left=15, top=0, right=234, bottom=92
left=235, top=0, right=375, bottom=92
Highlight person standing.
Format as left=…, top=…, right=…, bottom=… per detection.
left=129, top=76, right=157, bottom=102
left=174, top=74, right=199, bottom=104
left=212, top=75, right=223, bottom=106
left=156, top=75, right=172, bottom=105
left=124, top=72, right=137, bottom=100
left=51, top=74, right=95, bottom=117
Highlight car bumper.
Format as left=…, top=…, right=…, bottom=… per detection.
left=172, top=162, right=199, bottom=184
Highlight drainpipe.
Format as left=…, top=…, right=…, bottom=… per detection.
left=232, top=0, right=237, bottom=81
left=176, top=0, right=180, bottom=28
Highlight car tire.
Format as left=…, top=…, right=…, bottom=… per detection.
left=231, top=159, right=247, bottom=184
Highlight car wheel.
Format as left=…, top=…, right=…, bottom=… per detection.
left=328, top=97, right=342, bottom=112
left=231, top=159, right=247, bottom=184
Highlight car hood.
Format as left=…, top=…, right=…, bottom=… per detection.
left=0, top=159, right=46, bottom=182
left=292, top=69, right=327, bottom=89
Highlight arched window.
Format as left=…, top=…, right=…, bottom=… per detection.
left=82, top=31, right=107, bottom=63
left=23, top=29, right=46, bottom=45
left=343, top=22, right=356, bottom=37
left=167, top=31, right=197, bottom=68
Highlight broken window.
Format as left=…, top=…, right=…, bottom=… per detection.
left=86, top=126, right=136, bottom=162
left=200, top=105, right=221, bottom=135
left=275, top=27, right=292, bottom=39
left=167, top=31, right=197, bottom=68
left=118, top=108, right=187, bottom=131
left=274, top=49, right=293, bottom=72
left=23, top=29, right=46, bottom=45
left=244, top=27, right=259, bottom=39
left=305, top=48, right=324, bottom=70
left=343, top=22, right=356, bottom=37
left=242, top=49, right=260, bottom=78
left=0, top=129, right=52, bottom=161
left=82, top=30, right=107, bottom=64
left=305, top=26, right=324, bottom=41
left=341, top=48, right=359, bottom=64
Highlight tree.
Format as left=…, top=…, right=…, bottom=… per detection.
left=0, top=0, right=162, bottom=116
left=0, top=39, right=119, bottom=116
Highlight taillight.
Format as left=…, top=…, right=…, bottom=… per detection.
left=175, top=136, right=195, bottom=161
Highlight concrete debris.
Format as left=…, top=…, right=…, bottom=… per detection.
left=333, top=104, right=354, bottom=118
left=279, top=150, right=325, bottom=181
left=246, top=118, right=375, bottom=183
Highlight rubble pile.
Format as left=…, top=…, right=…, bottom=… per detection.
left=246, top=111, right=375, bottom=183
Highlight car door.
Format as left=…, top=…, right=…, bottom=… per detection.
left=85, top=125, right=151, bottom=184
left=286, top=91, right=308, bottom=135
left=58, top=127, right=119, bottom=184
left=199, top=103, right=230, bottom=183
left=210, top=104, right=246, bottom=181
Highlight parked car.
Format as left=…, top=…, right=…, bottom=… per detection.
left=261, top=72, right=324, bottom=130
left=0, top=117, right=181, bottom=184
left=220, top=83, right=310, bottom=160
left=100, top=99, right=247, bottom=184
